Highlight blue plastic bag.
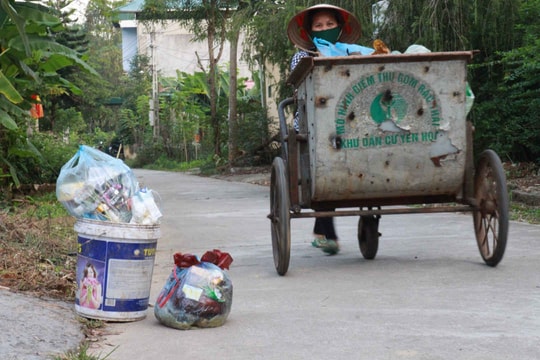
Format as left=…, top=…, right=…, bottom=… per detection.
left=313, top=37, right=374, bottom=57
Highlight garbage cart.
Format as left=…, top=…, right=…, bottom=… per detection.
left=269, top=51, right=508, bottom=275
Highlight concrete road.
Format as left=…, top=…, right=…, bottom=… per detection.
left=89, top=169, right=540, bottom=360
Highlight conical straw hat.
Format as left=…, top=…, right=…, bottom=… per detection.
left=287, top=4, right=362, bottom=51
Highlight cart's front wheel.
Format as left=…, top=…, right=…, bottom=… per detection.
left=473, top=149, right=509, bottom=266
left=357, top=212, right=380, bottom=260
left=270, top=157, right=291, bottom=275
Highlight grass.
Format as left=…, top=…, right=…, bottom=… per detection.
left=53, top=343, right=117, bottom=360
left=0, top=194, right=77, bottom=298
left=141, top=156, right=217, bottom=174
left=49, top=318, right=118, bottom=360
left=509, top=202, right=540, bottom=224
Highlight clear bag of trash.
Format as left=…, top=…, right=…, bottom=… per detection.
left=56, top=145, right=138, bottom=223
left=154, top=250, right=233, bottom=330
left=130, top=188, right=163, bottom=225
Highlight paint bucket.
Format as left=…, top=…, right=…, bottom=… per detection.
left=74, top=218, right=160, bottom=322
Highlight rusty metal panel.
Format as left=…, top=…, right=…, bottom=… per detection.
left=296, top=53, right=471, bottom=202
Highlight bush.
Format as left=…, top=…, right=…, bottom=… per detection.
left=31, top=133, right=79, bottom=183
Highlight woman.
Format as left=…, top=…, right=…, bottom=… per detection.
left=79, top=262, right=102, bottom=309
left=287, top=4, right=363, bottom=255
left=288, top=4, right=363, bottom=69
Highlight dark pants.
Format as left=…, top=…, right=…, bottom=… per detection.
left=314, top=217, right=337, bottom=240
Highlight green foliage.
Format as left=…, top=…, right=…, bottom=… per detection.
left=232, top=71, right=273, bottom=165
left=157, top=71, right=208, bottom=162
left=140, top=0, right=240, bottom=158
left=142, top=155, right=208, bottom=171
left=128, top=135, right=167, bottom=168
left=3, top=0, right=540, bottom=193
left=85, top=127, right=115, bottom=152
left=117, top=109, right=137, bottom=145
left=101, top=55, right=153, bottom=156
left=470, top=0, right=540, bottom=163
left=52, top=107, right=86, bottom=134
left=375, top=0, right=519, bottom=54
left=0, top=0, right=97, bottom=195
left=22, top=192, right=70, bottom=219
left=13, top=133, right=77, bottom=185
left=136, top=153, right=217, bottom=176
left=125, top=61, right=270, bottom=168
left=37, top=0, right=126, bottom=140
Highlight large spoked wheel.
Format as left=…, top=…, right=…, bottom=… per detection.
left=357, top=212, right=380, bottom=260
left=473, top=149, right=509, bottom=267
left=270, top=157, right=291, bottom=275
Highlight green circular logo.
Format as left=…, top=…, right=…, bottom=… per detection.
left=370, top=92, right=408, bottom=125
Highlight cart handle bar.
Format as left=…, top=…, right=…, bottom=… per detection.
left=277, top=97, right=295, bottom=160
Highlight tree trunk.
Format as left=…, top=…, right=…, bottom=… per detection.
left=206, top=4, right=220, bottom=158
left=228, top=30, right=239, bottom=166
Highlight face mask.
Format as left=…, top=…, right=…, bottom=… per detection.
left=311, top=27, right=342, bottom=44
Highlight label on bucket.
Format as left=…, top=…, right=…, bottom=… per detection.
left=76, top=235, right=157, bottom=316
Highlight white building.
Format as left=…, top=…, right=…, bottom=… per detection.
left=116, top=0, right=250, bottom=78
left=116, top=0, right=278, bottom=123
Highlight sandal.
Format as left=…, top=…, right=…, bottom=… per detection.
left=311, top=237, right=339, bottom=255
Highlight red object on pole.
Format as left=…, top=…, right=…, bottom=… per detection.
left=30, top=94, right=44, bottom=118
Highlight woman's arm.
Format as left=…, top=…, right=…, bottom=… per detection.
left=291, top=50, right=310, bottom=71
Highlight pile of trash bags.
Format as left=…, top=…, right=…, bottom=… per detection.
left=154, top=249, right=233, bottom=330
left=56, top=145, right=162, bottom=225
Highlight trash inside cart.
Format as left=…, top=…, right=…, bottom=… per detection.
left=269, top=51, right=508, bottom=275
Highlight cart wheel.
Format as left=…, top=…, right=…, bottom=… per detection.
left=473, top=149, right=509, bottom=267
left=357, top=213, right=380, bottom=260
left=270, top=157, right=291, bottom=275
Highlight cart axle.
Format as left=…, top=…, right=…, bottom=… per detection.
left=287, top=204, right=476, bottom=219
